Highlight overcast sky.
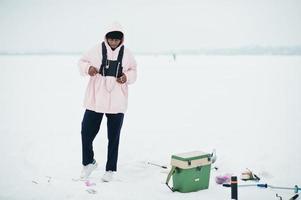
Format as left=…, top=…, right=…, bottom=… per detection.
left=0, top=0, right=301, bottom=53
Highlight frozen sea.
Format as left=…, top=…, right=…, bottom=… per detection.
left=0, top=54, right=300, bottom=199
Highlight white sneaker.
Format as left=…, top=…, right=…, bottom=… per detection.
left=101, top=171, right=114, bottom=182
left=80, top=160, right=98, bottom=180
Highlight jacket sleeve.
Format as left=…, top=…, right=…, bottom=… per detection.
left=124, top=50, right=137, bottom=84
left=78, top=45, right=98, bottom=76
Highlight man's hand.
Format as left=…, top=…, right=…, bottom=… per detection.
left=88, top=66, right=98, bottom=76
left=116, top=73, right=127, bottom=84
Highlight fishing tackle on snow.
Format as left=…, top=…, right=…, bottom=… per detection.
left=223, top=183, right=301, bottom=193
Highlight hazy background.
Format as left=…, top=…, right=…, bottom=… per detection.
left=0, top=0, right=301, bottom=54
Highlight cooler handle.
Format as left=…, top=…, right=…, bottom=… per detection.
left=165, top=166, right=176, bottom=192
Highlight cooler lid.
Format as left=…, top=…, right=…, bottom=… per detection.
left=171, top=151, right=211, bottom=161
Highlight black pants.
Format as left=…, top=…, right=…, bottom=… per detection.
left=81, top=109, right=124, bottom=171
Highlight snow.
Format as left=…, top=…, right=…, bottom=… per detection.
left=0, top=55, right=300, bottom=199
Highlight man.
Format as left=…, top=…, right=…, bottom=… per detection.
left=78, top=22, right=137, bottom=182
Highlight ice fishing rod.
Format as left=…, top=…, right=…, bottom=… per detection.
left=223, top=183, right=301, bottom=193
left=147, top=162, right=167, bottom=169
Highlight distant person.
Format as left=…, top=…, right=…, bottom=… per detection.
left=78, top=22, right=137, bottom=182
left=172, top=53, right=176, bottom=61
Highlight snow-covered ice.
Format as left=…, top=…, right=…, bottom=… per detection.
left=0, top=55, right=300, bottom=199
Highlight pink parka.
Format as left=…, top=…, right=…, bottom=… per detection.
left=78, top=23, right=137, bottom=114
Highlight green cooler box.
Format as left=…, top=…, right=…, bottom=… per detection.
left=166, top=151, right=212, bottom=193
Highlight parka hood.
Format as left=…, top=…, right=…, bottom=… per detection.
left=104, top=22, right=125, bottom=46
